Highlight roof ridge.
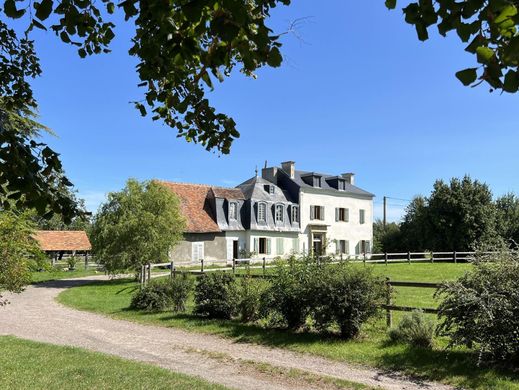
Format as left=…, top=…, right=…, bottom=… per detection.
left=157, top=179, right=239, bottom=191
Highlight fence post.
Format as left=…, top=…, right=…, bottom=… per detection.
left=363, top=252, right=366, bottom=265
left=431, top=252, right=434, bottom=263
left=407, top=251, right=411, bottom=264
left=140, top=265, right=144, bottom=287
left=262, top=257, right=266, bottom=275
left=384, top=252, right=388, bottom=266
left=147, top=262, right=151, bottom=285
left=232, top=258, right=236, bottom=274
left=385, top=277, right=392, bottom=328
left=84, top=252, right=88, bottom=270
left=170, top=261, right=174, bottom=279
left=200, top=258, right=204, bottom=273
left=453, top=251, right=457, bottom=264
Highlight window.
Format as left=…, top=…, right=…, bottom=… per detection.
left=336, top=207, right=349, bottom=222
left=191, top=242, right=204, bottom=262
left=229, top=202, right=237, bottom=220
left=355, top=240, right=371, bottom=255
left=258, top=202, right=266, bottom=223
left=359, top=209, right=366, bottom=224
left=291, top=205, right=299, bottom=223
left=269, top=185, right=275, bottom=195
left=338, top=179, right=345, bottom=191
left=336, top=240, right=349, bottom=255
left=275, top=204, right=284, bottom=223
left=314, top=176, right=321, bottom=188
left=310, top=205, right=324, bottom=221
left=292, top=237, right=299, bottom=253
left=255, top=237, right=271, bottom=255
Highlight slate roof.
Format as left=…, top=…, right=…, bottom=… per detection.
left=159, top=181, right=221, bottom=233
left=238, top=176, right=296, bottom=203
left=211, top=187, right=245, bottom=200
left=287, top=170, right=375, bottom=197
left=35, top=231, right=91, bottom=251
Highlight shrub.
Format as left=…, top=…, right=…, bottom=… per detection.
left=388, top=310, right=434, bottom=348
left=436, top=254, right=519, bottom=365
left=169, top=274, right=193, bottom=312
left=267, top=256, right=317, bottom=329
left=130, top=282, right=172, bottom=312
left=67, top=256, right=77, bottom=270
left=237, top=276, right=270, bottom=323
left=312, top=264, right=384, bottom=339
left=194, top=273, right=238, bottom=319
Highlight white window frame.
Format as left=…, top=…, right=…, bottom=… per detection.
left=275, top=204, right=284, bottom=223
left=359, top=209, right=366, bottom=224
left=191, top=242, right=204, bottom=262
left=229, top=201, right=238, bottom=221
left=258, top=202, right=267, bottom=223
left=291, top=205, right=299, bottom=223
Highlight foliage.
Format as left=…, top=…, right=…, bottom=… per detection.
left=373, top=219, right=404, bottom=253
left=194, top=273, right=238, bottom=319
left=267, top=256, right=317, bottom=329
left=436, top=253, right=519, bottom=365
left=35, top=192, right=91, bottom=231
left=0, top=210, right=44, bottom=305
left=170, top=274, right=194, bottom=312
left=387, top=0, right=519, bottom=94
left=495, top=193, right=519, bottom=246
left=130, top=281, right=173, bottom=312
left=67, top=256, right=77, bottom=270
left=91, top=179, right=185, bottom=273
left=312, top=264, right=384, bottom=339
left=388, top=310, right=434, bottom=348
left=399, top=176, right=502, bottom=251
left=237, top=275, right=270, bottom=323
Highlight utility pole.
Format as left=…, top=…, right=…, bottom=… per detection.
left=383, top=196, right=387, bottom=228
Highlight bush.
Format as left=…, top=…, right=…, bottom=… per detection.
left=130, top=282, right=172, bottom=312
left=388, top=310, right=434, bottom=348
left=436, top=254, right=519, bottom=365
left=67, top=256, right=77, bottom=270
left=312, top=264, right=384, bottom=339
left=237, top=276, right=270, bottom=323
left=169, top=274, right=193, bottom=312
left=194, top=273, right=238, bottom=319
left=267, top=256, right=317, bottom=329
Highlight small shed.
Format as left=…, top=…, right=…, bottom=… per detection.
left=34, top=230, right=92, bottom=265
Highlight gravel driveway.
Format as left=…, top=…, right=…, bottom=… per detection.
left=0, top=276, right=453, bottom=390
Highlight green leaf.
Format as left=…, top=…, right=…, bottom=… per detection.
left=4, top=0, right=25, bottom=18
left=106, top=2, right=115, bottom=14
left=455, top=68, right=478, bottom=86
left=385, top=0, right=397, bottom=9
left=503, top=70, right=519, bottom=92
left=35, top=0, right=53, bottom=21
left=476, top=46, right=494, bottom=63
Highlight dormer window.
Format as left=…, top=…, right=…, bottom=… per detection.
left=229, top=201, right=237, bottom=220
left=269, top=185, right=275, bottom=195
left=338, top=179, right=345, bottom=191
left=275, top=204, right=284, bottom=223
left=314, top=176, right=321, bottom=188
left=258, top=202, right=267, bottom=223
left=291, top=205, right=299, bottom=223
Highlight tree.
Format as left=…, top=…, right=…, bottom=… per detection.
left=0, top=210, right=44, bottom=306
left=387, top=1, right=519, bottom=93
left=90, top=179, right=185, bottom=273
left=373, top=219, right=404, bottom=252
left=34, top=193, right=91, bottom=231
left=495, top=193, right=519, bottom=246
left=399, top=195, right=432, bottom=251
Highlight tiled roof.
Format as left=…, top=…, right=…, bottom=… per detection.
left=211, top=187, right=245, bottom=200
left=35, top=230, right=92, bottom=251
left=159, top=181, right=221, bottom=233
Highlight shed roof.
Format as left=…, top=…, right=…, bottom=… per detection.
left=35, top=230, right=91, bottom=251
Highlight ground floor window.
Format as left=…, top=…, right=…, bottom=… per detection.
left=337, top=239, right=349, bottom=255
left=192, top=242, right=204, bottom=262
left=276, top=237, right=284, bottom=255
left=355, top=240, right=371, bottom=255
left=254, top=237, right=271, bottom=255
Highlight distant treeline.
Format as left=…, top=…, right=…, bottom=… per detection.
left=374, top=176, right=519, bottom=253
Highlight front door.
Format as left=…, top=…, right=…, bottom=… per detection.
left=312, top=233, right=324, bottom=256
left=233, top=240, right=239, bottom=259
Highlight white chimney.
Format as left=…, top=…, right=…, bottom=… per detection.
left=281, top=161, right=295, bottom=178
left=341, top=172, right=355, bottom=185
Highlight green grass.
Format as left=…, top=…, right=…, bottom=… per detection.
left=57, top=262, right=519, bottom=390
left=31, top=268, right=102, bottom=283
left=0, top=336, right=227, bottom=390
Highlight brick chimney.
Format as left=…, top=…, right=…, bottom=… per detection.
left=341, top=172, right=355, bottom=185
left=281, top=161, right=295, bottom=178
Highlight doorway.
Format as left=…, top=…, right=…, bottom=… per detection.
left=233, top=240, right=239, bottom=259
left=312, top=233, right=324, bottom=256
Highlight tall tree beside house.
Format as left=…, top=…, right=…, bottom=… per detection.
left=0, top=210, right=45, bottom=306
left=91, top=179, right=185, bottom=273
left=399, top=196, right=431, bottom=251
left=495, top=193, right=519, bottom=246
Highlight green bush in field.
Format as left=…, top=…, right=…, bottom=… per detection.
left=436, top=253, right=519, bottom=365
left=388, top=310, right=434, bottom=348
left=194, top=273, right=238, bottom=319
left=130, top=281, right=172, bottom=312
left=237, top=276, right=270, bottom=323
left=312, top=264, right=384, bottom=339
left=169, top=274, right=193, bottom=312
left=267, top=256, right=317, bottom=329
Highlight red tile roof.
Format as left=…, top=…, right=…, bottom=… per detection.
left=159, top=181, right=221, bottom=233
left=35, top=230, right=92, bottom=251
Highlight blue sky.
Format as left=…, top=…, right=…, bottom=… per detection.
left=28, top=1, right=518, bottom=221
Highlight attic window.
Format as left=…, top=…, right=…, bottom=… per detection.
left=258, top=202, right=267, bottom=223
left=269, top=185, right=275, bottom=194
left=338, top=179, right=345, bottom=191
left=275, top=204, right=284, bottom=223
left=229, top=202, right=238, bottom=220
left=314, top=176, right=321, bottom=188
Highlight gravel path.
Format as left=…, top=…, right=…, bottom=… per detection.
left=0, top=276, right=453, bottom=390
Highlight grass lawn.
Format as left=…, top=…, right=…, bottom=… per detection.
left=0, top=336, right=227, bottom=390
left=31, top=268, right=102, bottom=283
left=58, top=262, right=519, bottom=390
